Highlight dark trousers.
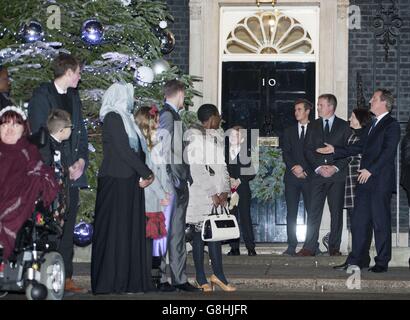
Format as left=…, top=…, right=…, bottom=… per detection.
left=303, top=180, right=345, bottom=252
left=347, top=187, right=392, bottom=268
left=192, top=231, right=226, bottom=285
left=230, top=183, right=255, bottom=251
left=284, top=179, right=311, bottom=249
left=58, top=186, right=79, bottom=279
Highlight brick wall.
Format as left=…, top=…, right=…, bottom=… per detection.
left=165, top=0, right=190, bottom=74
left=349, top=0, right=410, bottom=233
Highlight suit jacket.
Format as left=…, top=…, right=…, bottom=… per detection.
left=28, top=82, right=89, bottom=188
left=158, top=103, right=192, bottom=187
left=401, top=132, right=410, bottom=192
left=335, top=114, right=401, bottom=193
left=305, top=116, right=352, bottom=182
left=98, top=112, right=152, bottom=179
left=225, top=141, right=256, bottom=185
left=282, top=124, right=312, bottom=184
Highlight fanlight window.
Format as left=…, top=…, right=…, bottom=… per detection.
left=225, top=11, right=314, bottom=55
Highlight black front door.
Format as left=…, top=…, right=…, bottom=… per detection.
left=221, top=61, right=315, bottom=242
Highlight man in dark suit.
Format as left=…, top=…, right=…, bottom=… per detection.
left=401, top=118, right=410, bottom=207
left=157, top=80, right=200, bottom=292
left=28, top=53, right=88, bottom=293
left=0, top=65, right=12, bottom=110
left=319, top=89, right=401, bottom=272
left=282, top=99, right=313, bottom=256
left=296, top=94, right=351, bottom=257
left=225, top=125, right=257, bottom=256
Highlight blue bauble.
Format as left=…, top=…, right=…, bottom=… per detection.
left=20, top=21, right=44, bottom=43
left=73, top=221, right=93, bottom=247
left=81, top=19, right=104, bottom=45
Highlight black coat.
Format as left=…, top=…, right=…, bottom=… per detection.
left=282, top=124, right=312, bottom=183
left=335, top=114, right=401, bottom=193
left=400, top=132, right=410, bottom=192
left=98, top=112, right=152, bottom=179
left=305, top=116, right=352, bottom=182
left=225, top=142, right=256, bottom=184
left=0, top=93, right=12, bottom=110
left=28, top=82, right=89, bottom=188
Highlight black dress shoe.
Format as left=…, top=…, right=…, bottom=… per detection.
left=227, top=249, right=240, bottom=256
left=333, top=262, right=350, bottom=271
left=282, top=248, right=296, bottom=256
left=158, top=282, right=176, bottom=292
left=368, top=265, right=388, bottom=273
left=174, top=282, right=202, bottom=292
left=334, top=262, right=368, bottom=271
left=248, top=249, right=257, bottom=256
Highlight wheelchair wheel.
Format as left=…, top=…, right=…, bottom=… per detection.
left=25, top=283, right=47, bottom=300
left=39, top=252, right=65, bottom=300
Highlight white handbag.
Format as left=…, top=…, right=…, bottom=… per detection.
left=201, top=206, right=240, bottom=242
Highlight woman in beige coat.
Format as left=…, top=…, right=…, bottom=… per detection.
left=185, top=104, right=236, bottom=292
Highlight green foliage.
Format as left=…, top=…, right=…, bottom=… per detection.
left=180, top=109, right=200, bottom=128
left=0, top=0, right=199, bottom=108
left=0, top=0, right=201, bottom=222
left=250, top=146, right=285, bottom=203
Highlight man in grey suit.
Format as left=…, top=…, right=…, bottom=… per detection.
left=157, top=80, right=200, bottom=292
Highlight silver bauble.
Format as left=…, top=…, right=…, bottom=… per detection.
left=151, top=59, right=170, bottom=76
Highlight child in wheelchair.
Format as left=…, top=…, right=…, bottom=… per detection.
left=0, top=108, right=72, bottom=299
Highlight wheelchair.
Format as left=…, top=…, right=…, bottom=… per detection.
left=0, top=199, right=66, bottom=300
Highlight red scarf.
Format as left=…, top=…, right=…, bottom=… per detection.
left=145, top=212, right=167, bottom=239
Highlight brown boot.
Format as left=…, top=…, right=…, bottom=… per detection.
left=65, top=278, right=87, bottom=293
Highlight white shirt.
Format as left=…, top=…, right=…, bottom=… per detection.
left=374, top=111, right=389, bottom=126
left=54, top=82, right=67, bottom=94
left=322, top=114, right=336, bottom=131
left=165, top=100, right=179, bottom=114
left=298, top=122, right=308, bottom=139
left=229, top=144, right=241, bottom=161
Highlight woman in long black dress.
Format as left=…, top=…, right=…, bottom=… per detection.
left=91, top=82, right=154, bottom=294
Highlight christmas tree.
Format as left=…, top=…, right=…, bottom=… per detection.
left=0, top=0, right=201, bottom=222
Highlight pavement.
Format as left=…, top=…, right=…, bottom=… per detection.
left=70, top=251, right=410, bottom=295
left=3, top=246, right=410, bottom=301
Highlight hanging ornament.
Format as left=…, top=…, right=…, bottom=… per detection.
left=0, top=25, right=6, bottom=39
left=156, top=29, right=175, bottom=55
left=81, top=19, right=104, bottom=45
left=151, top=59, right=170, bottom=76
left=134, top=66, right=154, bottom=86
left=20, top=21, right=44, bottom=43
left=159, top=20, right=168, bottom=29
left=73, top=221, right=93, bottom=247
left=120, top=0, right=132, bottom=5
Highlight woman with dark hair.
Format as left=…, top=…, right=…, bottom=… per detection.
left=344, top=108, right=372, bottom=213
left=185, top=104, right=236, bottom=292
left=401, top=118, right=410, bottom=206
left=332, top=108, right=372, bottom=271
left=0, top=107, right=58, bottom=264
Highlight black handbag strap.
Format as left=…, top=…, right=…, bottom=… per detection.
left=210, top=205, right=230, bottom=216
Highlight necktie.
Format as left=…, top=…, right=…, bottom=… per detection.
left=300, top=125, right=305, bottom=140
left=324, top=119, right=330, bottom=141
left=368, top=118, right=377, bottom=135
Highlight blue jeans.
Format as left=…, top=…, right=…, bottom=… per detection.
left=191, top=231, right=228, bottom=285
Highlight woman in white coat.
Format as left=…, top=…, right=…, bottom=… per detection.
left=186, top=104, right=236, bottom=292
